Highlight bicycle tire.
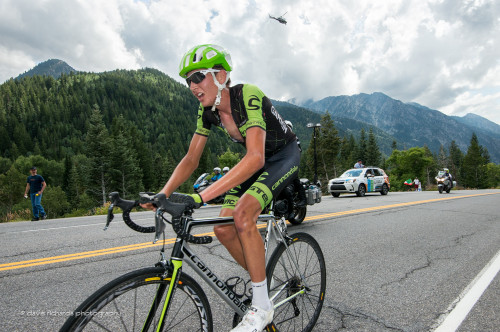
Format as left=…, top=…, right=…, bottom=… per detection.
left=266, top=232, right=326, bottom=332
left=60, top=266, right=213, bottom=332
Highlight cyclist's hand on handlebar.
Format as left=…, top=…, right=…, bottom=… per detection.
left=186, top=193, right=204, bottom=209
left=174, top=193, right=204, bottom=209
left=139, top=202, right=156, bottom=211
left=139, top=192, right=158, bottom=211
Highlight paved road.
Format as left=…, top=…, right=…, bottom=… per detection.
left=0, top=190, right=499, bottom=331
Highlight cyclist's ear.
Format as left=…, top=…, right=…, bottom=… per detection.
left=215, top=70, right=227, bottom=84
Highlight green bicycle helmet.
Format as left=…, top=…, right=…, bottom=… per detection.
left=179, top=44, right=232, bottom=78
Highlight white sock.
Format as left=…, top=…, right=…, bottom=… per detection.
left=251, top=279, right=272, bottom=311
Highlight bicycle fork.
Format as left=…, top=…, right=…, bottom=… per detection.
left=141, top=254, right=183, bottom=332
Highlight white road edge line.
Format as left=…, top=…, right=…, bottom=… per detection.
left=433, top=248, right=500, bottom=332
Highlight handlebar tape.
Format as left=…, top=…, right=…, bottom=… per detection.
left=109, top=192, right=155, bottom=233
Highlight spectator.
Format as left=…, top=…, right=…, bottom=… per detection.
left=354, top=159, right=364, bottom=168
left=24, top=167, right=47, bottom=221
left=413, top=177, right=421, bottom=192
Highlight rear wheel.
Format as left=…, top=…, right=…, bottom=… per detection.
left=380, top=184, right=389, bottom=195
left=266, top=232, right=326, bottom=332
left=61, top=267, right=213, bottom=332
left=288, top=205, right=307, bottom=225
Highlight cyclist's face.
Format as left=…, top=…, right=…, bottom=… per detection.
left=187, top=69, right=220, bottom=107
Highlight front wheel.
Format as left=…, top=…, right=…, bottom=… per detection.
left=438, top=186, right=443, bottom=194
left=288, top=205, right=307, bottom=225
left=356, top=184, right=366, bottom=197
left=60, top=267, right=213, bottom=332
left=266, top=232, right=326, bottom=332
left=331, top=192, right=340, bottom=198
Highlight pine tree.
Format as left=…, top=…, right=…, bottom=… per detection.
left=437, top=144, right=448, bottom=170
left=365, top=128, right=381, bottom=166
left=62, top=155, right=72, bottom=200
left=391, top=140, right=398, bottom=151
left=84, top=106, right=112, bottom=205
left=462, top=133, right=488, bottom=188
left=317, top=113, right=341, bottom=180
left=355, top=128, right=367, bottom=163
left=109, top=116, right=143, bottom=198
left=448, top=141, right=463, bottom=184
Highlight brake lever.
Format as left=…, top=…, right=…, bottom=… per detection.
left=153, top=208, right=167, bottom=244
left=104, top=203, right=115, bottom=230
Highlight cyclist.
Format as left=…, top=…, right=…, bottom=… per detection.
left=143, top=44, right=300, bottom=332
left=211, top=167, right=222, bottom=181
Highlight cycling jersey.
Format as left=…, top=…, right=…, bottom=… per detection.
left=195, top=84, right=296, bottom=158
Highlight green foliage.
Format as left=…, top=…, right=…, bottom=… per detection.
left=218, top=148, right=241, bottom=169
left=486, top=163, right=500, bottom=188
left=0, top=166, right=26, bottom=213
left=461, top=133, right=489, bottom=188
left=41, top=186, right=70, bottom=218
left=386, top=147, right=434, bottom=191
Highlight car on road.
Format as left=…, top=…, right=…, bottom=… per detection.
left=328, top=167, right=390, bottom=197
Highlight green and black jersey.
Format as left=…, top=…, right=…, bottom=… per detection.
left=195, top=84, right=296, bottom=158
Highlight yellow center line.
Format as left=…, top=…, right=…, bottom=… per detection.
left=1, top=192, right=497, bottom=272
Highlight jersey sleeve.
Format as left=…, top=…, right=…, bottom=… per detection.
left=194, top=104, right=211, bottom=137
left=242, top=84, right=266, bottom=131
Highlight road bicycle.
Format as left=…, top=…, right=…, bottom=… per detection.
left=60, top=191, right=326, bottom=332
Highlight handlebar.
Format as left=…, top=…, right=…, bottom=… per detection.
left=105, top=191, right=212, bottom=245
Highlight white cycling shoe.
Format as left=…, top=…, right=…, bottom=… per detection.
left=230, top=303, right=274, bottom=332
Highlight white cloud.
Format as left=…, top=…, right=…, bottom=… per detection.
left=0, top=0, right=499, bottom=125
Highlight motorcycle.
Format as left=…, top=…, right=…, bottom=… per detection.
left=435, top=171, right=456, bottom=194
left=193, top=173, right=225, bottom=204
left=273, top=178, right=321, bottom=225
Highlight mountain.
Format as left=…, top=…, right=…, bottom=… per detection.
left=16, top=59, right=77, bottom=80
left=302, top=92, right=500, bottom=163
left=451, top=113, right=500, bottom=136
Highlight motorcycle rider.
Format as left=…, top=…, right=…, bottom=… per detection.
left=211, top=167, right=222, bottom=182
left=443, top=168, right=453, bottom=188
left=222, top=166, right=230, bottom=175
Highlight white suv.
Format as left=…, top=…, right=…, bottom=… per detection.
left=328, top=167, right=390, bottom=197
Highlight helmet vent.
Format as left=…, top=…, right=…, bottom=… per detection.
left=206, top=50, right=217, bottom=60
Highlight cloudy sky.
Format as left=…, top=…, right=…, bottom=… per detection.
left=1, top=0, right=499, bottom=124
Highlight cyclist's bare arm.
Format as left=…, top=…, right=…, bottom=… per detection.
left=199, top=127, right=266, bottom=200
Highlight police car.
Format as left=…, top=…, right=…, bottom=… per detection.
left=328, top=167, right=390, bottom=197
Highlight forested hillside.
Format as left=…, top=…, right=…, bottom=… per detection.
left=1, top=68, right=497, bottom=223
left=0, top=69, right=322, bottom=221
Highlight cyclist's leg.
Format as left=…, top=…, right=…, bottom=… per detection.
left=214, top=175, right=260, bottom=270
left=214, top=141, right=300, bottom=275
left=232, top=194, right=268, bottom=282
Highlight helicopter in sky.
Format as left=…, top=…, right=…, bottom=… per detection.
left=269, top=12, right=287, bottom=25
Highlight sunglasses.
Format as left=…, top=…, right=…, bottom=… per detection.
left=186, top=69, right=220, bottom=86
